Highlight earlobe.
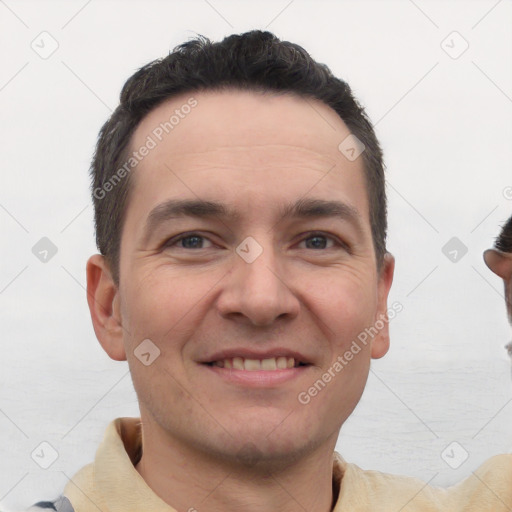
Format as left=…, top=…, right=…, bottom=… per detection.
left=86, top=254, right=127, bottom=361
left=371, top=252, right=395, bottom=360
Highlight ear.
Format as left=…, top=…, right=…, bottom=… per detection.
left=484, top=249, right=512, bottom=281
left=371, top=252, right=395, bottom=360
left=86, top=254, right=126, bottom=361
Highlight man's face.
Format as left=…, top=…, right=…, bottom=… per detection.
left=102, top=90, right=394, bottom=465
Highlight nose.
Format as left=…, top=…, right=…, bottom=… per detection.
left=216, top=237, right=300, bottom=327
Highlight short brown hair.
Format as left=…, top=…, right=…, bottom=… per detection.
left=90, top=30, right=387, bottom=283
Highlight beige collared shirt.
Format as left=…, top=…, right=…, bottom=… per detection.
left=58, top=417, right=512, bottom=512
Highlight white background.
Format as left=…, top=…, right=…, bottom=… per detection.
left=1, top=0, right=511, bottom=510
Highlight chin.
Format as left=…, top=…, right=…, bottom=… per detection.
left=210, top=434, right=322, bottom=474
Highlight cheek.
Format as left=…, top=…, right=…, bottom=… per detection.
left=121, top=266, right=216, bottom=347
left=120, top=271, right=177, bottom=344
left=305, top=269, right=378, bottom=346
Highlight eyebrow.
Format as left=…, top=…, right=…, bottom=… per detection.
left=142, top=197, right=363, bottom=242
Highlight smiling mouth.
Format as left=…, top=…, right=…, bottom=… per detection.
left=204, top=357, right=310, bottom=371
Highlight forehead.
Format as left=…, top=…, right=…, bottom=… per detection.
left=133, top=89, right=353, bottom=159
left=126, top=89, right=369, bottom=223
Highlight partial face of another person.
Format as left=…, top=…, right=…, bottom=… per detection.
left=484, top=247, right=512, bottom=326
left=89, top=90, right=394, bottom=467
left=484, top=222, right=512, bottom=360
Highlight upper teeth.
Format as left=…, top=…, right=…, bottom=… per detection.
left=212, top=357, right=298, bottom=371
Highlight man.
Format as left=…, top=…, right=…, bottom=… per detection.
left=28, top=31, right=512, bottom=511
left=484, top=215, right=512, bottom=357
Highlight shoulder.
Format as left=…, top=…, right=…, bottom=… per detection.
left=27, top=460, right=95, bottom=512
left=475, top=452, right=512, bottom=473
left=336, top=453, right=512, bottom=511
left=334, top=452, right=449, bottom=510
left=447, top=453, right=512, bottom=506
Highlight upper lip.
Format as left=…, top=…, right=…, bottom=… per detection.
left=200, top=348, right=312, bottom=364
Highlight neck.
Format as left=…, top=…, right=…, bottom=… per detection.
left=134, top=420, right=339, bottom=512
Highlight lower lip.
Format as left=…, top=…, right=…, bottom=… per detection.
left=202, top=364, right=311, bottom=387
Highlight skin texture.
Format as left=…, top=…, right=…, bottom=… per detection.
left=484, top=249, right=512, bottom=327
left=86, top=90, right=395, bottom=512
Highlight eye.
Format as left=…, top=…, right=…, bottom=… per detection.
left=164, top=232, right=214, bottom=250
left=297, top=232, right=348, bottom=251
left=162, top=231, right=349, bottom=252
